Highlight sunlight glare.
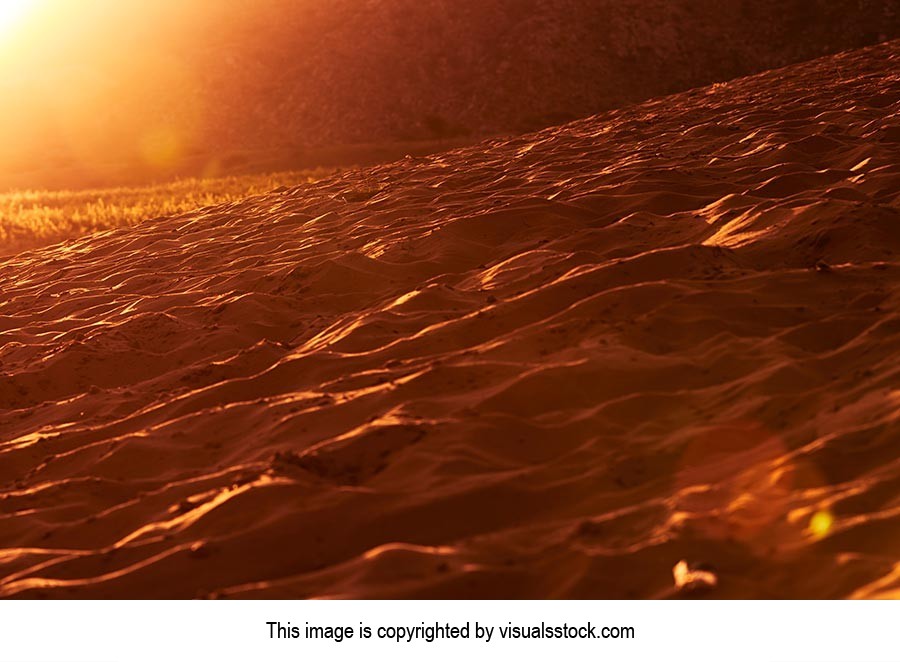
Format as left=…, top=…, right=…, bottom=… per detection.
left=0, top=0, right=35, bottom=37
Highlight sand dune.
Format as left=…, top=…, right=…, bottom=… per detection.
left=1, top=41, right=899, bottom=598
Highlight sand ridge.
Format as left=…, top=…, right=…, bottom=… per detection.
left=0, top=41, right=899, bottom=598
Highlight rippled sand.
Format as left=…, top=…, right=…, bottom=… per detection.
left=1, top=42, right=899, bottom=598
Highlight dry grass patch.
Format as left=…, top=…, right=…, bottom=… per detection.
left=0, top=168, right=337, bottom=256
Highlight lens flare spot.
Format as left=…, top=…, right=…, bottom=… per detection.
left=808, top=509, right=833, bottom=539
left=139, top=127, right=181, bottom=169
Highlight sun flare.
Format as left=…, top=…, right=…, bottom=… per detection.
left=0, top=0, right=35, bottom=35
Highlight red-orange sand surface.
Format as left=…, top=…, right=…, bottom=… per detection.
left=1, top=42, right=899, bottom=598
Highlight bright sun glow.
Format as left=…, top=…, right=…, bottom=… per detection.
left=0, top=0, right=35, bottom=36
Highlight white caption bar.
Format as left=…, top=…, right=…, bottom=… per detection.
left=0, top=600, right=896, bottom=662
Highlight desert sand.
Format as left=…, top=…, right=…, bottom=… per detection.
left=0, top=41, right=898, bottom=598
